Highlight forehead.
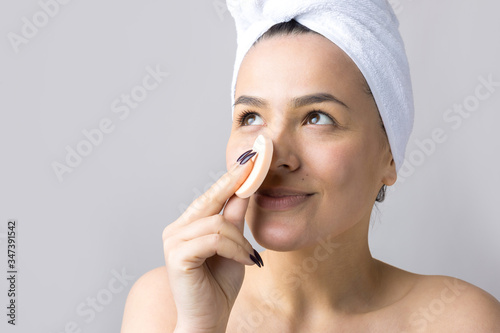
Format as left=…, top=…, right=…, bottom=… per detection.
left=235, top=33, right=366, bottom=101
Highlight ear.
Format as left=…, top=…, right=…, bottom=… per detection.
left=381, top=152, right=397, bottom=187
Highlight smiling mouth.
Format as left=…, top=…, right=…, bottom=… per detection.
left=254, top=192, right=314, bottom=210
left=263, top=193, right=314, bottom=198
left=256, top=188, right=314, bottom=197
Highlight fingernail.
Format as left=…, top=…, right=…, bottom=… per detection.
left=254, top=249, right=264, bottom=267
left=250, top=254, right=261, bottom=268
left=237, top=149, right=253, bottom=163
left=240, top=152, right=257, bottom=165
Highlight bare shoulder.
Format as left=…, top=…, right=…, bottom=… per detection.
left=121, top=266, right=176, bottom=333
left=404, top=274, right=500, bottom=332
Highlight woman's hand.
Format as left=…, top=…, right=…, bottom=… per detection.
left=162, top=151, right=261, bottom=333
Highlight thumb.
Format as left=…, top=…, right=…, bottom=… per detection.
left=222, top=194, right=249, bottom=233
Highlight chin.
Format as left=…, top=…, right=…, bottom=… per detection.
left=253, top=233, right=306, bottom=252
left=246, top=213, right=314, bottom=252
left=246, top=208, right=361, bottom=253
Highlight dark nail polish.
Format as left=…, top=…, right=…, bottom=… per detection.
left=250, top=254, right=261, bottom=267
left=237, top=149, right=253, bottom=163
left=240, top=152, right=257, bottom=165
left=254, top=249, right=264, bottom=267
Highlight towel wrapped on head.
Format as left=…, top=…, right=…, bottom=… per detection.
left=226, top=0, right=414, bottom=173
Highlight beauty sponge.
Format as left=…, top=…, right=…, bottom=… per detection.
left=235, top=135, right=273, bottom=199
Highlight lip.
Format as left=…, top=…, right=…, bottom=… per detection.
left=256, top=187, right=314, bottom=197
left=255, top=187, right=315, bottom=211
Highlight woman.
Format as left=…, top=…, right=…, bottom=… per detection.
left=121, top=1, right=500, bottom=332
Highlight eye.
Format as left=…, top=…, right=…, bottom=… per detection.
left=303, top=110, right=336, bottom=126
left=236, top=110, right=264, bottom=126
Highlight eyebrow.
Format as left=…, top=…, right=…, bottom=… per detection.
left=233, top=92, right=349, bottom=110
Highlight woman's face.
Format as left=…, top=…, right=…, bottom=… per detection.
left=226, top=33, right=397, bottom=251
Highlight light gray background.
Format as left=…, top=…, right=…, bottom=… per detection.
left=1, top=0, right=499, bottom=332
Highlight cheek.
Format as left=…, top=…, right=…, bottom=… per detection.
left=309, top=138, right=376, bottom=203
left=308, top=141, right=359, bottom=188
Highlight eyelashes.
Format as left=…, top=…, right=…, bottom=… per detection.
left=235, top=110, right=257, bottom=126
left=303, top=110, right=337, bottom=125
left=235, top=109, right=338, bottom=127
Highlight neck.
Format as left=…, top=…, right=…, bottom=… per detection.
left=253, top=217, right=383, bottom=318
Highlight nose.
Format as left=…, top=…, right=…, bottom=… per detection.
left=265, top=128, right=301, bottom=173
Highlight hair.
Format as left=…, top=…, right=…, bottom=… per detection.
left=254, top=19, right=388, bottom=203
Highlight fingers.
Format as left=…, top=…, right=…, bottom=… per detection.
left=165, top=215, right=254, bottom=256
left=222, top=194, right=250, bottom=233
left=177, top=158, right=254, bottom=227
left=162, top=150, right=258, bottom=272
left=166, top=234, right=256, bottom=271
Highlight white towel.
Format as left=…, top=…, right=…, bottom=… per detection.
left=227, top=0, right=414, bottom=172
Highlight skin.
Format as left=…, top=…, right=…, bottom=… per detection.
left=121, top=33, right=500, bottom=332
